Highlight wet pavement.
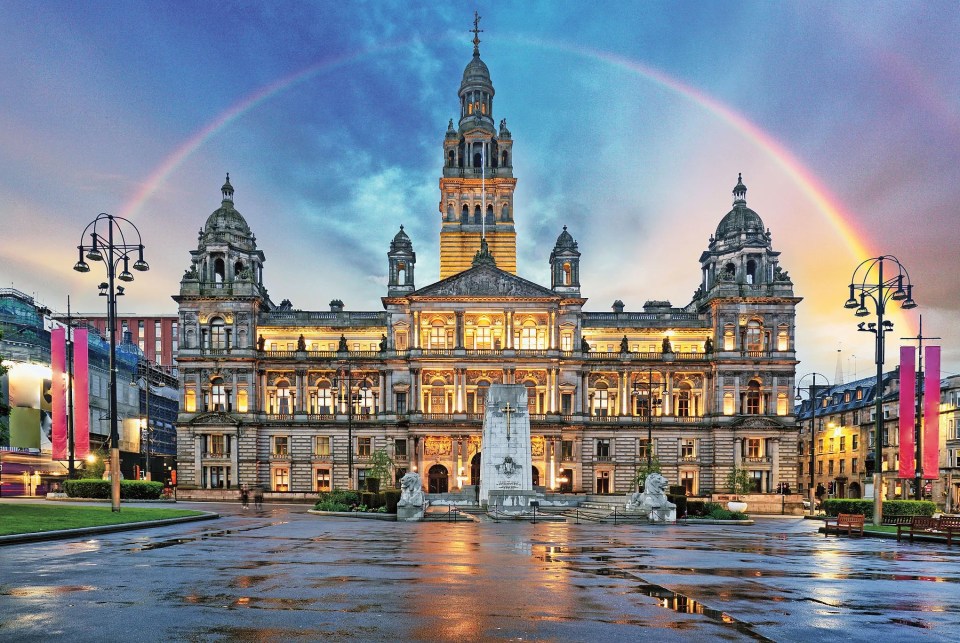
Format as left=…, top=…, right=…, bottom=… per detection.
left=1, top=502, right=958, bottom=642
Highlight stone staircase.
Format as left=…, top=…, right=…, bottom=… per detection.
left=561, top=495, right=650, bottom=524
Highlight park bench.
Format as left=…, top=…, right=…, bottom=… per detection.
left=823, top=513, right=865, bottom=537
left=897, top=516, right=960, bottom=546
left=882, top=515, right=913, bottom=526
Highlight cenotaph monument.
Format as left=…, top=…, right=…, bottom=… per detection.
left=479, top=384, right=535, bottom=512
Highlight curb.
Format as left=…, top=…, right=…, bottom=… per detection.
left=0, top=512, right=220, bottom=546
left=308, top=509, right=397, bottom=521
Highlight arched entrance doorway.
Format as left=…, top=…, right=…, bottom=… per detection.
left=470, top=453, right=481, bottom=487
left=532, top=466, right=540, bottom=487
left=849, top=481, right=862, bottom=499
left=428, top=464, right=448, bottom=494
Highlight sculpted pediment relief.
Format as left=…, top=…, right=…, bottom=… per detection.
left=189, top=412, right=241, bottom=427
left=412, top=265, right=558, bottom=299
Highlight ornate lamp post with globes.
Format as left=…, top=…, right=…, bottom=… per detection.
left=844, top=255, right=916, bottom=526
left=796, top=373, right=830, bottom=516
left=73, top=213, right=149, bottom=511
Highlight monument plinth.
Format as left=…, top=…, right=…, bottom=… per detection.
left=479, top=384, right=533, bottom=511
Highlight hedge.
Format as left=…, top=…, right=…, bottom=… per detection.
left=822, top=498, right=936, bottom=518
left=63, top=479, right=165, bottom=500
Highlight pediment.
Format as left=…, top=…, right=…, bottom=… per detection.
left=189, top=412, right=241, bottom=427
left=730, top=416, right=788, bottom=429
left=412, top=265, right=559, bottom=300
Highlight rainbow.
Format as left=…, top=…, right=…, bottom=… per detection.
left=118, top=31, right=909, bottom=331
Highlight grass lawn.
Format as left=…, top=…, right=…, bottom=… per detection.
left=0, top=504, right=205, bottom=536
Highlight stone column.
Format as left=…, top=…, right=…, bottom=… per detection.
left=412, top=311, right=421, bottom=348
left=455, top=311, right=464, bottom=349
left=733, top=437, right=743, bottom=466
left=771, top=438, right=780, bottom=492
left=506, top=310, right=514, bottom=349
left=664, top=372, right=673, bottom=416
left=232, top=433, right=240, bottom=487
left=194, top=434, right=203, bottom=488
left=549, top=311, right=556, bottom=349
left=411, top=369, right=421, bottom=412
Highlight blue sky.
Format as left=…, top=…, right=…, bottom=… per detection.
left=1, top=1, right=958, bottom=380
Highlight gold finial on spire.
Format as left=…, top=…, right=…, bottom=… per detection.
left=471, top=11, right=483, bottom=55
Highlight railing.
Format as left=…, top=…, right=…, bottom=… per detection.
left=261, top=310, right=386, bottom=324
left=583, top=312, right=702, bottom=322
left=679, top=456, right=699, bottom=463
left=306, top=414, right=336, bottom=421
left=744, top=456, right=772, bottom=464
left=202, top=451, right=231, bottom=459
left=265, top=414, right=294, bottom=421
left=594, top=455, right=613, bottom=462
left=744, top=350, right=771, bottom=358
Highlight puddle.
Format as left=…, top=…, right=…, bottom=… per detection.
left=128, top=522, right=287, bottom=552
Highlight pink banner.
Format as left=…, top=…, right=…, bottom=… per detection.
left=73, top=328, right=90, bottom=458
left=51, top=328, right=68, bottom=459
left=923, top=346, right=940, bottom=479
left=898, top=346, right=916, bottom=479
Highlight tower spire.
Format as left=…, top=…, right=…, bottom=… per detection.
left=471, top=11, right=483, bottom=56
left=835, top=347, right=844, bottom=385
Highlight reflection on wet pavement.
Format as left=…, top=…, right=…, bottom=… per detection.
left=0, top=503, right=958, bottom=641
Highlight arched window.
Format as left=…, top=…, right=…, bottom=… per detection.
left=357, top=380, right=375, bottom=415
left=746, top=380, right=762, bottom=414
left=519, top=320, right=538, bottom=350
left=501, top=151, right=508, bottom=167
left=777, top=325, right=789, bottom=351
left=475, top=318, right=491, bottom=349
left=234, top=261, right=244, bottom=280
left=447, top=150, right=455, bottom=168
left=210, top=317, right=226, bottom=349
left=476, top=381, right=490, bottom=413
left=524, top=380, right=538, bottom=414
left=593, top=382, right=609, bottom=417
left=531, top=466, right=540, bottom=487
left=501, top=204, right=510, bottom=221
left=429, top=320, right=447, bottom=349
left=275, top=380, right=292, bottom=415
left=211, top=377, right=227, bottom=412
left=723, top=392, right=734, bottom=416
left=237, top=389, right=248, bottom=413
left=676, top=383, right=692, bottom=417
left=485, top=204, right=494, bottom=225
left=745, top=320, right=763, bottom=351
left=723, top=324, right=735, bottom=351
left=446, top=203, right=454, bottom=221
left=473, top=205, right=481, bottom=224
left=746, top=259, right=757, bottom=284
left=214, top=257, right=225, bottom=283
left=316, top=383, right=332, bottom=414
left=562, top=262, right=572, bottom=285
left=184, top=389, right=196, bottom=413
left=461, top=204, right=469, bottom=223
left=429, top=378, right=446, bottom=413
left=473, top=152, right=482, bottom=168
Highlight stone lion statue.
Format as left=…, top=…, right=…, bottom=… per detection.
left=627, top=472, right=675, bottom=515
left=398, top=472, right=427, bottom=508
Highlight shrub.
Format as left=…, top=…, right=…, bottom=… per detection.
left=822, top=499, right=873, bottom=517
left=726, top=467, right=753, bottom=495
left=383, top=489, right=401, bottom=513
left=824, top=499, right=936, bottom=519
left=63, top=479, right=164, bottom=499
left=686, top=500, right=706, bottom=517
left=315, top=489, right=360, bottom=512
left=668, top=495, right=687, bottom=518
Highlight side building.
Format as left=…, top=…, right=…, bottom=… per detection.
left=174, top=37, right=802, bottom=497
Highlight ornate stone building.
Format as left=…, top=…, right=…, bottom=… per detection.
left=175, top=36, right=802, bottom=496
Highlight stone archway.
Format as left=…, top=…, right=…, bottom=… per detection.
left=848, top=481, right=862, bottom=499
left=532, top=466, right=540, bottom=487
left=428, top=464, right=449, bottom=494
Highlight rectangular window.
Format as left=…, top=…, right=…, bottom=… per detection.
left=817, top=460, right=823, bottom=475
left=596, top=439, right=610, bottom=458
left=561, top=440, right=574, bottom=460
left=638, top=439, right=651, bottom=460
left=839, top=459, right=846, bottom=474
left=138, top=320, right=145, bottom=351
left=172, top=321, right=178, bottom=354
left=357, top=469, right=367, bottom=490
left=839, top=436, right=846, bottom=452
left=561, top=393, right=573, bottom=415
left=315, top=436, right=330, bottom=456
left=358, top=437, right=372, bottom=457
left=273, top=467, right=289, bottom=492
left=315, top=468, right=331, bottom=492
left=828, top=460, right=835, bottom=475
left=561, top=334, right=572, bottom=351
left=747, top=438, right=762, bottom=458
left=852, top=458, right=858, bottom=473
left=155, top=321, right=162, bottom=362
left=394, top=438, right=407, bottom=458
left=396, top=392, right=407, bottom=415
left=681, top=439, right=696, bottom=459
left=817, top=438, right=824, bottom=454
left=207, top=434, right=226, bottom=456
left=680, top=470, right=696, bottom=495
left=829, top=437, right=835, bottom=454
left=273, top=436, right=289, bottom=456
left=853, top=410, right=860, bottom=425
left=852, top=434, right=859, bottom=450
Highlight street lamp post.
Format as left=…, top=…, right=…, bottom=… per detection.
left=632, top=367, right=662, bottom=474
left=796, top=373, right=830, bottom=516
left=844, top=255, right=916, bottom=526
left=74, top=213, right=149, bottom=512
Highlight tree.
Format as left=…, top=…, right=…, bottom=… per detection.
left=366, top=448, right=394, bottom=489
left=726, top=467, right=753, bottom=496
left=634, top=455, right=662, bottom=492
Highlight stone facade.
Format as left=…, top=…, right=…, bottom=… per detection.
left=175, top=38, right=802, bottom=497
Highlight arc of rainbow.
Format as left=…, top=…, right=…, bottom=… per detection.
left=118, top=31, right=914, bottom=335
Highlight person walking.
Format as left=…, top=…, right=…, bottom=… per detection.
left=240, top=484, right=249, bottom=510
left=254, top=486, right=263, bottom=510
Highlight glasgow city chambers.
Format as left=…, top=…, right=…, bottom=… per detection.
left=174, top=34, right=802, bottom=497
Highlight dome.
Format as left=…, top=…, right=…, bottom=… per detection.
left=554, top=225, right=578, bottom=250
left=203, top=174, right=252, bottom=236
left=714, top=174, right=765, bottom=241
left=390, top=225, right=413, bottom=252
left=460, top=53, right=494, bottom=94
